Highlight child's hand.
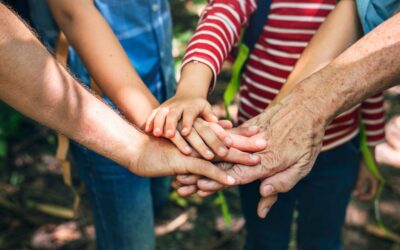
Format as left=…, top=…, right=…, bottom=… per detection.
left=173, top=125, right=269, bottom=197
left=353, top=157, right=378, bottom=201
left=145, top=94, right=217, bottom=138
left=171, top=118, right=266, bottom=164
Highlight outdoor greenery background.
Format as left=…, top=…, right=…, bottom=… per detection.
left=1, top=0, right=400, bottom=249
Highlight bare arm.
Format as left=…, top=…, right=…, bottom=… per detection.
left=272, top=0, right=362, bottom=105
left=256, top=11, right=400, bottom=216
left=47, top=0, right=158, bottom=129
left=294, top=11, right=400, bottom=123
left=0, top=4, right=148, bottom=167
left=0, top=4, right=237, bottom=185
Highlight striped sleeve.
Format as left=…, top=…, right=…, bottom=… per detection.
left=181, top=0, right=257, bottom=91
left=360, top=93, right=386, bottom=146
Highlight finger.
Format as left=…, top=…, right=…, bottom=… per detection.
left=352, top=178, right=362, bottom=197
left=184, top=159, right=237, bottom=186
left=368, top=176, right=379, bottom=198
left=145, top=108, right=159, bottom=133
left=181, top=110, right=197, bottom=136
left=229, top=134, right=267, bottom=152
left=176, top=174, right=199, bottom=185
left=226, top=163, right=268, bottom=185
left=177, top=185, right=198, bottom=197
left=170, top=132, right=193, bottom=155
left=197, top=178, right=225, bottom=192
left=360, top=176, right=378, bottom=200
left=218, top=120, right=233, bottom=129
left=172, top=178, right=183, bottom=189
left=257, top=195, right=278, bottom=219
left=165, top=110, right=182, bottom=138
left=194, top=120, right=229, bottom=158
left=206, top=121, right=233, bottom=146
left=221, top=147, right=261, bottom=165
left=259, top=165, right=306, bottom=197
left=229, top=125, right=260, bottom=137
left=185, top=128, right=215, bottom=160
left=197, top=190, right=216, bottom=197
left=201, top=104, right=218, bottom=123
left=375, top=143, right=400, bottom=168
left=153, top=107, right=170, bottom=137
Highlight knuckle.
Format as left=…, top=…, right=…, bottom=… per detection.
left=261, top=151, right=282, bottom=173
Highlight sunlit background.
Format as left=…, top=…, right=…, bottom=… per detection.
left=1, top=0, right=400, bottom=249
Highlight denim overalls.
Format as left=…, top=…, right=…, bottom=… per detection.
left=28, top=1, right=175, bottom=249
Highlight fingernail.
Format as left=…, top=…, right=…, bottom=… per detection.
left=263, top=185, right=275, bottom=196
left=205, top=150, right=214, bottom=158
left=261, top=206, right=270, bottom=218
left=219, top=147, right=228, bottom=156
left=154, top=128, right=161, bottom=135
left=249, top=126, right=259, bottom=132
left=224, top=137, right=233, bottom=146
left=185, top=146, right=192, bottom=154
left=227, top=176, right=236, bottom=185
left=255, top=139, right=267, bottom=147
left=166, top=129, right=173, bottom=137
left=250, top=154, right=260, bottom=162
left=181, top=127, right=189, bottom=135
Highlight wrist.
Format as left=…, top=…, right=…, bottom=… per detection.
left=178, top=61, right=214, bottom=98
left=290, top=65, right=343, bottom=127
left=127, top=129, right=151, bottom=173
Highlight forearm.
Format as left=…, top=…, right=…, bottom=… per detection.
left=0, top=5, right=148, bottom=168
left=48, top=0, right=158, bottom=128
left=181, top=0, right=257, bottom=91
left=290, top=12, right=400, bottom=125
left=272, top=0, right=361, bottom=105
left=177, top=62, right=213, bottom=98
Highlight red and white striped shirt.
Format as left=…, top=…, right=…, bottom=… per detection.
left=182, top=0, right=385, bottom=151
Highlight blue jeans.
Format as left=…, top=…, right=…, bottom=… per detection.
left=71, top=143, right=170, bottom=250
left=240, top=137, right=361, bottom=250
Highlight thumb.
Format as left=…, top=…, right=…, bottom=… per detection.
left=202, top=105, right=218, bottom=123
left=259, top=165, right=305, bottom=197
left=226, top=163, right=269, bottom=185
left=182, top=157, right=237, bottom=186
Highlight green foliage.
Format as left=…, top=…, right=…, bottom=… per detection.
left=214, top=191, right=232, bottom=227
left=169, top=191, right=189, bottom=207
left=0, top=102, right=29, bottom=159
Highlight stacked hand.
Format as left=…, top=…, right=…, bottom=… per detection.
left=146, top=89, right=331, bottom=218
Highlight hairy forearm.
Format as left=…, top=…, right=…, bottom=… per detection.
left=272, top=0, right=361, bottom=105
left=0, top=4, right=148, bottom=168
left=291, top=12, right=400, bottom=125
left=47, top=0, right=158, bottom=128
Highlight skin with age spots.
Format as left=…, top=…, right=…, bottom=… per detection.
left=176, top=11, right=400, bottom=218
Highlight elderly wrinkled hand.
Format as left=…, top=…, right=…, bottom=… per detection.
left=175, top=94, right=329, bottom=213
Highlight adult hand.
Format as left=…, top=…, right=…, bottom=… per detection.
left=376, top=116, right=400, bottom=168
left=174, top=125, right=267, bottom=196
left=176, top=94, right=329, bottom=199
left=129, top=135, right=237, bottom=186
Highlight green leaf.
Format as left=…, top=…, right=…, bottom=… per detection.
left=217, top=191, right=232, bottom=227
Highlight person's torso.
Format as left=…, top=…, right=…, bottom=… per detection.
left=28, top=0, right=175, bottom=102
left=238, top=0, right=364, bottom=151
